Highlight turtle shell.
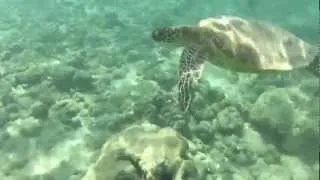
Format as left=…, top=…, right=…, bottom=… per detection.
left=198, top=16, right=317, bottom=72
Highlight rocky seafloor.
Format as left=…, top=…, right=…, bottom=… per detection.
left=0, top=0, right=319, bottom=180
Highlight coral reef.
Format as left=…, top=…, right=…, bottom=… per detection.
left=81, top=122, right=199, bottom=180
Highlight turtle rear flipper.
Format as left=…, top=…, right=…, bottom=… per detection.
left=177, top=45, right=206, bottom=112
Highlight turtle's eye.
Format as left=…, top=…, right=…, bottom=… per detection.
left=152, top=27, right=179, bottom=42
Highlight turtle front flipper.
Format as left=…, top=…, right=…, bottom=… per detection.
left=177, top=45, right=206, bottom=112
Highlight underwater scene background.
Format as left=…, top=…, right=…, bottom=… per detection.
left=0, top=0, right=319, bottom=179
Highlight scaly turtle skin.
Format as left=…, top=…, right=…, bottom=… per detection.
left=151, top=15, right=319, bottom=112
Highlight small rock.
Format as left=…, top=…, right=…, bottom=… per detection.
left=30, top=101, right=49, bottom=119
left=192, top=121, right=214, bottom=144
left=72, top=70, right=94, bottom=90
left=49, top=99, right=82, bottom=128
left=214, top=106, right=244, bottom=135
left=49, top=65, right=75, bottom=91
left=6, top=117, right=42, bottom=137
left=14, top=67, right=45, bottom=86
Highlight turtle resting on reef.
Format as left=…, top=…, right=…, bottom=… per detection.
left=151, top=15, right=319, bottom=112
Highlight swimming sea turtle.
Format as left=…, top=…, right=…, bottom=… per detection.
left=151, top=15, right=319, bottom=112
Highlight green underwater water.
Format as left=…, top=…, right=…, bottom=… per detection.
left=0, top=0, right=319, bottom=179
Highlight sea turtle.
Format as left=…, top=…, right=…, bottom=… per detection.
left=151, top=15, right=319, bottom=112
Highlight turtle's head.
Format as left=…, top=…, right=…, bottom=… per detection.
left=151, top=27, right=182, bottom=43
left=152, top=26, right=207, bottom=47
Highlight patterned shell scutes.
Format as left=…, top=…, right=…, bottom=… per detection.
left=198, top=16, right=317, bottom=71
